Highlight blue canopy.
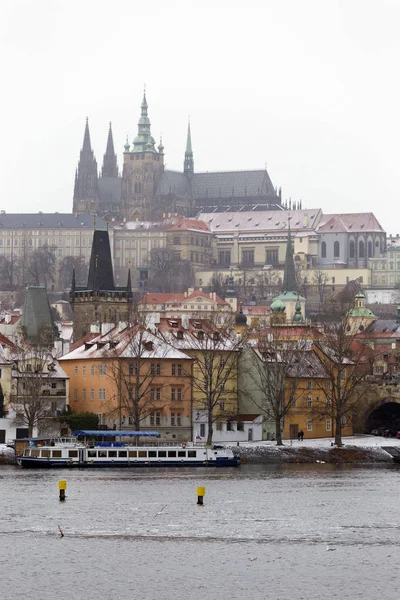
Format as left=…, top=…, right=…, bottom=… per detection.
left=73, top=430, right=161, bottom=437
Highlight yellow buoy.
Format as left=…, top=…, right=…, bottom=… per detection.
left=197, top=486, right=206, bottom=505
left=59, top=480, right=67, bottom=501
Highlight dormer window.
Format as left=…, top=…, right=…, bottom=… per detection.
left=176, top=331, right=184, bottom=340
left=144, top=341, right=154, bottom=351
left=213, top=332, right=220, bottom=341
left=197, top=331, right=204, bottom=340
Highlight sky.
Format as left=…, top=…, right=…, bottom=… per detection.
left=1, top=0, right=399, bottom=234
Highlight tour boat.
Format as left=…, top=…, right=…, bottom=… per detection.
left=16, top=430, right=240, bottom=468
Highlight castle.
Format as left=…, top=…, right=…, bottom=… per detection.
left=73, top=91, right=283, bottom=221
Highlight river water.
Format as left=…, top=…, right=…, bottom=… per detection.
left=0, top=463, right=399, bottom=600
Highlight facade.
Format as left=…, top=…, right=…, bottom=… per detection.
left=60, top=323, right=193, bottom=442
left=139, top=288, right=231, bottom=319
left=369, top=235, right=400, bottom=288
left=72, top=92, right=282, bottom=222
left=166, top=217, right=213, bottom=268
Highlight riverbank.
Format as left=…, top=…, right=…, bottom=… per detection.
left=230, top=435, right=399, bottom=464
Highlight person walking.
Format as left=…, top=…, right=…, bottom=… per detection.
left=299, top=430, right=304, bottom=441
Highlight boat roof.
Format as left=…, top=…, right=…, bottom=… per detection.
left=72, top=430, right=161, bottom=437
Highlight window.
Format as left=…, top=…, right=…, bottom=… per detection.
left=321, top=241, right=326, bottom=258
left=172, top=363, right=182, bottom=376
left=83, top=389, right=86, bottom=401
left=334, top=241, right=340, bottom=258
left=349, top=240, right=355, bottom=258
left=177, top=413, right=181, bottom=426
left=74, top=389, right=78, bottom=401
left=90, top=388, right=95, bottom=400
left=237, top=421, right=244, bottom=431
left=90, top=365, right=95, bottom=376
left=173, top=236, right=180, bottom=245
left=307, top=420, right=312, bottom=431
left=341, top=416, right=346, bottom=426
left=150, top=388, right=161, bottom=401
left=368, top=241, right=373, bottom=258
left=99, top=389, right=106, bottom=400
left=332, top=277, right=335, bottom=284
left=326, top=395, right=331, bottom=406
left=265, top=247, right=279, bottom=265
left=218, top=250, right=231, bottom=265
left=155, top=412, right=161, bottom=425
left=216, top=421, right=222, bottom=431
left=307, top=380, right=312, bottom=389
left=74, top=366, right=78, bottom=376
left=359, top=240, right=365, bottom=258
left=291, top=397, right=297, bottom=408
left=326, top=381, right=331, bottom=389
left=51, top=382, right=56, bottom=389
left=307, top=396, right=312, bottom=408
left=99, top=365, right=106, bottom=376
left=82, top=366, right=86, bottom=376
left=171, top=388, right=182, bottom=401
left=326, top=419, right=331, bottom=431
left=150, top=413, right=155, bottom=426
left=200, top=423, right=206, bottom=437
left=227, top=421, right=233, bottom=431
left=129, top=363, right=138, bottom=376
left=242, top=250, right=254, bottom=265
left=171, top=412, right=176, bottom=426
left=151, top=363, right=161, bottom=375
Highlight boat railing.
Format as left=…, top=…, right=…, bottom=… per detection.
left=87, top=441, right=206, bottom=449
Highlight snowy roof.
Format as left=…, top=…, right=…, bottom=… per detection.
left=198, top=209, right=322, bottom=234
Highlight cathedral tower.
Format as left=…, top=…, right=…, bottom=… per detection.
left=101, top=122, right=119, bottom=178
left=183, top=120, right=194, bottom=177
left=121, top=91, right=165, bottom=221
left=73, top=118, right=99, bottom=214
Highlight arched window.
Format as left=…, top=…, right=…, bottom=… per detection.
left=334, top=241, right=340, bottom=258
left=368, top=241, right=373, bottom=258
left=359, top=240, right=365, bottom=258
left=349, top=241, right=355, bottom=258
left=134, top=182, right=142, bottom=194
left=321, top=241, right=326, bottom=258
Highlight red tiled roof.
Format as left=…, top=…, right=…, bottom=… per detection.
left=168, top=218, right=210, bottom=233
left=0, top=332, right=15, bottom=349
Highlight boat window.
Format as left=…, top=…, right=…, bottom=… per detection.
left=108, top=451, right=117, bottom=458
left=168, top=451, right=176, bottom=457
left=31, top=448, right=40, bottom=457
left=178, top=450, right=186, bottom=457
left=148, top=450, right=157, bottom=457
left=52, top=450, right=62, bottom=458
left=129, top=450, right=137, bottom=458
left=118, top=450, right=127, bottom=458
left=87, top=450, right=96, bottom=458
left=98, top=450, right=107, bottom=458
left=158, top=450, right=167, bottom=457
left=188, top=450, right=196, bottom=458
left=138, top=450, right=147, bottom=458
left=24, top=449, right=30, bottom=456
left=41, top=450, right=50, bottom=458
left=69, top=450, right=78, bottom=458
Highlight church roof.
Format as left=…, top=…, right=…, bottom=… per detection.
left=191, top=169, right=276, bottom=199
left=318, top=213, right=384, bottom=233
left=156, top=170, right=191, bottom=197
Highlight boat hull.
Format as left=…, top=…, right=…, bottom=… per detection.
left=18, top=457, right=240, bottom=468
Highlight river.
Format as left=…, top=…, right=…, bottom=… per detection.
left=0, top=463, right=399, bottom=600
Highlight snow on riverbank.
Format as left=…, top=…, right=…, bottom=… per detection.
left=229, top=435, right=400, bottom=464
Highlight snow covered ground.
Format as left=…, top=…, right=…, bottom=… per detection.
left=0, top=444, right=15, bottom=459
left=239, top=434, right=400, bottom=449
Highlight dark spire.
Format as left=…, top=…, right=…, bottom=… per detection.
left=87, top=230, right=115, bottom=291
left=126, top=268, right=132, bottom=293
left=101, top=122, right=119, bottom=178
left=184, top=120, right=194, bottom=176
left=73, top=118, right=99, bottom=210
left=282, top=218, right=297, bottom=293
left=71, top=266, right=76, bottom=294
left=82, top=117, right=92, bottom=152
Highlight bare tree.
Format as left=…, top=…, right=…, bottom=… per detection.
left=25, top=245, right=56, bottom=286
left=11, top=349, right=67, bottom=436
left=313, top=298, right=377, bottom=446
left=252, top=269, right=281, bottom=301
left=311, top=270, right=330, bottom=305
left=59, top=256, right=89, bottom=290
left=247, top=329, right=309, bottom=445
left=209, top=272, right=228, bottom=298
left=147, top=247, right=194, bottom=293
left=0, top=256, right=15, bottom=290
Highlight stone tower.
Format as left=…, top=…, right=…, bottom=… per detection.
left=73, top=118, right=99, bottom=214
left=70, top=229, right=132, bottom=340
left=121, top=91, right=165, bottom=221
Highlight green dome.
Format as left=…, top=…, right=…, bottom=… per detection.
left=270, top=298, right=286, bottom=313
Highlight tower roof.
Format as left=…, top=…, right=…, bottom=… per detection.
left=184, top=120, right=194, bottom=175
left=132, top=90, right=157, bottom=154
left=87, top=230, right=115, bottom=291
left=82, top=117, right=92, bottom=152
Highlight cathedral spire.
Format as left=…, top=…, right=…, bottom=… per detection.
left=72, top=118, right=99, bottom=213
left=101, top=122, right=119, bottom=178
left=282, top=217, right=297, bottom=293
left=184, top=119, right=194, bottom=176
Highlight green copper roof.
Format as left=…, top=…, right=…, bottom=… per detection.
left=276, top=291, right=305, bottom=302
left=270, top=298, right=286, bottom=313
left=131, top=91, right=158, bottom=154
left=348, top=307, right=376, bottom=317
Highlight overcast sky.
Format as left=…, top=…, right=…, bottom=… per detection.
left=1, top=0, right=399, bottom=233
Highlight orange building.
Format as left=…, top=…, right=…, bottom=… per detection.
left=59, top=324, right=193, bottom=442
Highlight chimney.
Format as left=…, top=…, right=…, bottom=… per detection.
left=5, top=314, right=11, bottom=324
left=213, top=292, right=216, bottom=301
